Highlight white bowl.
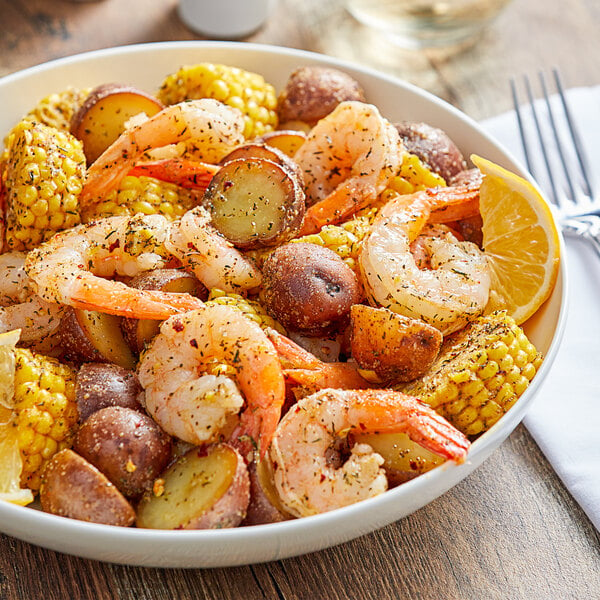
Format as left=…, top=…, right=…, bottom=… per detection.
left=0, top=41, right=567, bottom=568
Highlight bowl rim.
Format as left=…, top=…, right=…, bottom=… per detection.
left=0, top=40, right=569, bottom=565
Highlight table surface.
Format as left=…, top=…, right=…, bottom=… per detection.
left=1, top=0, right=599, bottom=598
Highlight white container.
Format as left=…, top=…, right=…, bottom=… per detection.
left=178, top=0, right=275, bottom=39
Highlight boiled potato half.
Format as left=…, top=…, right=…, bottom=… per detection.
left=60, top=307, right=137, bottom=370
left=70, top=83, right=164, bottom=164
left=204, top=157, right=305, bottom=249
left=136, top=443, right=250, bottom=530
left=355, top=432, right=445, bottom=485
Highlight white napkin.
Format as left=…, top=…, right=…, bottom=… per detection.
left=481, top=85, right=600, bottom=531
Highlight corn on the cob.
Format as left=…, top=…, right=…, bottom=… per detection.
left=206, top=288, right=286, bottom=334
left=7, top=348, right=78, bottom=491
left=3, top=120, right=85, bottom=250
left=401, top=311, right=542, bottom=437
left=81, top=175, right=198, bottom=223
left=157, top=63, right=278, bottom=139
left=24, top=87, right=90, bottom=133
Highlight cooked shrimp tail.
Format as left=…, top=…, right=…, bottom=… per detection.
left=128, top=158, right=221, bottom=190
left=267, top=329, right=371, bottom=390
left=69, top=273, right=204, bottom=319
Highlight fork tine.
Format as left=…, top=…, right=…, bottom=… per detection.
left=539, top=71, right=578, bottom=202
left=553, top=69, right=595, bottom=198
left=523, top=75, right=562, bottom=207
left=510, top=78, right=535, bottom=176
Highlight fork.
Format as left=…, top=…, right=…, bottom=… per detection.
left=510, top=70, right=599, bottom=253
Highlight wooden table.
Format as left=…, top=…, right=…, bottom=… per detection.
left=1, top=1, right=599, bottom=598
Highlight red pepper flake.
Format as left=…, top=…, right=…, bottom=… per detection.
left=172, top=319, right=184, bottom=332
left=190, top=338, right=198, bottom=348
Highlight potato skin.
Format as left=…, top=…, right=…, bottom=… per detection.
left=278, top=66, right=366, bottom=125
left=40, top=449, right=135, bottom=526
left=219, top=142, right=304, bottom=185
left=74, top=406, right=172, bottom=498
left=350, top=305, right=443, bottom=383
left=256, top=130, right=307, bottom=158
left=395, top=121, right=467, bottom=183
left=262, top=243, right=362, bottom=335
left=76, top=362, right=142, bottom=422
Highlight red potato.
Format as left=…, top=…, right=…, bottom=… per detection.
left=219, top=142, right=304, bottom=184
left=76, top=363, right=142, bottom=422
left=121, top=269, right=207, bottom=353
left=278, top=66, right=366, bottom=126
left=243, top=456, right=290, bottom=526
left=60, top=307, right=137, bottom=370
left=350, top=305, right=443, bottom=383
left=70, top=83, right=164, bottom=164
left=136, top=444, right=250, bottom=530
left=395, top=121, right=467, bottom=183
left=203, top=157, right=305, bottom=249
left=261, top=243, right=362, bottom=335
left=74, top=406, right=172, bottom=498
left=39, top=449, right=135, bottom=526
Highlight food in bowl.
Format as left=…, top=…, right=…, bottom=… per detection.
left=0, top=58, right=559, bottom=530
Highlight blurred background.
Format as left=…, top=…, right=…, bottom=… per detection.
left=1, top=0, right=598, bottom=121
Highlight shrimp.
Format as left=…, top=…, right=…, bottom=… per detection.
left=138, top=304, right=285, bottom=458
left=80, top=99, right=245, bottom=208
left=294, top=101, right=403, bottom=235
left=267, top=328, right=370, bottom=391
left=166, top=206, right=262, bottom=293
left=359, top=186, right=490, bottom=335
left=0, top=252, right=64, bottom=350
left=24, top=214, right=205, bottom=320
left=270, top=388, right=470, bottom=517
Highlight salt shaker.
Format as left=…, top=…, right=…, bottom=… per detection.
left=178, top=0, right=276, bottom=39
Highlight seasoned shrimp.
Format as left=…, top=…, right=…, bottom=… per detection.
left=166, top=206, right=262, bottom=293
left=0, top=252, right=64, bottom=350
left=270, top=388, right=470, bottom=517
left=267, top=328, right=370, bottom=391
left=294, top=101, right=403, bottom=235
left=138, top=304, right=285, bottom=457
left=24, top=214, right=205, bottom=320
left=80, top=99, right=245, bottom=208
left=360, top=187, right=490, bottom=335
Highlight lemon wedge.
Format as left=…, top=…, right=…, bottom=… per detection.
left=472, top=154, right=560, bottom=325
left=0, top=329, right=33, bottom=506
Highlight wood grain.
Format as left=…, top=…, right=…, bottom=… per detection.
left=0, top=0, right=599, bottom=598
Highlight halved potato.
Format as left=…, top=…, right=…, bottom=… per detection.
left=350, top=305, right=442, bottom=383
left=203, top=158, right=305, bottom=249
left=136, top=443, right=250, bottom=530
left=40, top=449, right=136, bottom=526
left=257, top=130, right=307, bottom=157
left=121, top=269, right=207, bottom=353
left=354, top=432, right=445, bottom=486
left=70, top=83, right=164, bottom=164
left=243, top=455, right=290, bottom=526
left=60, top=307, right=137, bottom=370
